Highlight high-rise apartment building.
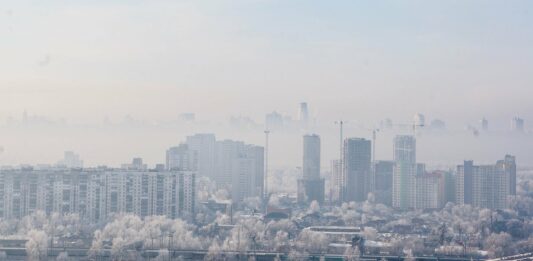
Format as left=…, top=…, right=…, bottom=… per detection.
left=298, top=134, right=325, bottom=204
left=343, top=138, right=371, bottom=202
left=0, top=168, right=196, bottom=222
left=392, top=135, right=416, bottom=209
left=456, top=156, right=513, bottom=210
left=186, top=133, right=216, bottom=179
left=265, top=111, right=284, bottom=131
left=215, top=140, right=264, bottom=202
left=303, top=134, right=320, bottom=180
left=299, top=102, right=309, bottom=128
left=413, top=113, right=425, bottom=127
left=415, top=171, right=441, bottom=210
left=497, top=155, right=516, bottom=196
left=481, top=117, right=489, bottom=131
left=121, top=158, right=147, bottom=170
left=330, top=160, right=342, bottom=204
left=166, top=144, right=198, bottom=171
left=57, top=151, right=83, bottom=168
left=511, top=117, right=525, bottom=132
left=374, top=161, right=394, bottom=206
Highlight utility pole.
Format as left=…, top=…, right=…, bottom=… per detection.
left=264, top=130, right=270, bottom=201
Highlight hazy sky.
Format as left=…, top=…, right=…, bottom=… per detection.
left=2, top=0, right=532, bottom=125
left=1, top=1, right=533, bottom=167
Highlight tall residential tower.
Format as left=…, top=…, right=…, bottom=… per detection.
left=298, top=134, right=325, bottom=203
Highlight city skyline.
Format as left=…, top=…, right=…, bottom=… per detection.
left=1, top=1, right=532, bottom=259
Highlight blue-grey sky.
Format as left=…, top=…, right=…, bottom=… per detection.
left=1, top=0, right=532, bottom=125
left=1, top=1, right=533, bottom=167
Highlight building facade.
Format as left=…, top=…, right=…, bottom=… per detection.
left=330, top=160, right=342, bottom=204
left=298, top=134, right=325, bottom=204
left=343, top=138, right=371, bottom=202
left=214, top=140, right=264, bottom=202
left=186, top=133, right=216, bottom=179
left=0, top=168, right=196, bottom=222
left=415, top=172, right=442, bottom=210
left=166, top=144, right=198, bottom=171
left=392, top=135, right=417, bottom=209
left=374, top=161, right=394, bottom=206
left=456, top=157, right=513, bottom=210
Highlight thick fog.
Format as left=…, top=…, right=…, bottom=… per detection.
left=1, top=117, right=532, bottom=168
left=1, top=0, right=533, bottom=167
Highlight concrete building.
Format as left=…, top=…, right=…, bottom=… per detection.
left=413, top=113, right=425, bottom=132
left=166, top=144, right=198, bottom=171
left=456, top=157, right=513, bottom=210
left=497, top=155, right=516, bottom=196
left=392, top=135, right=416, bottom=209
left=441, top=171, right=457, bottom=205
left=343, top=138, right=371, bottom=202
left=298, top=134, right=325, bottom=204
left=265, top=111, right=284, bottom=131
left=299, top=102, right=309, bottom=129
left=215, top=140, right=264, bottom=202
left=303, top=134, right=321, bottom=180
left=415, top=172, right=442, bottom=210
left=57, top=151, right=83, bottom=168
left=186, top=133, right=216, bottom=179
left=121, top=158, right=147, bottom=170
left=511, top=117, right=525, bottom=132
left=481, top=117, right=489, bottom=131
left=0, top=168, right=196, bottom=222
left=374, top=161, right=394, bottom=206
left=297, top=179, right=325, bottom=204
left=330, top=160, right=342, bottom=204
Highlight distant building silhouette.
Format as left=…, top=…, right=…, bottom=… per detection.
left=298, top=134, right=325, bottom=204
left=330, top=159, right=342, bottom=204
left=481, top=117, right=489, bottom=131
left=299, top=102, right=309, bottom=129
left=186, top=133, right=216, bottom=179
left=456, top=156, right=515, bottom=210
left=343, top=138, right=371, bottom=202
left=511, top=117, right=524, bottom=132
left=121, top=157, right=147, bottom=170
left=392, top=135, right=416, bottom=209
left=166, top=144, right=198, bottom=171
left=265, top=111, right=284, bottom=130
left=57, top=151, right=83, bottom=168
left=373, top=160, right=394, bottom=206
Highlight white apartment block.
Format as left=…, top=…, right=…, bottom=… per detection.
left=456, top=158, right=511, bottom=210
left=0, top=168, right=196, bottom=222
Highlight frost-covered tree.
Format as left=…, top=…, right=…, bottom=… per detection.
left=484, top=232, right=513, bottom=258
left=288, top=250, right=308, bottom=261
left=308, top=200, right=320, bottom=214
left=56, top=251, right=69, bottom=261
left=344, top=246, right=360, bottom=261
left=294, top=229, right=330, bottom=254
left=154, top=249, right=169, bottom=261
left=25, top=229, right=48, bottom=261
left=205, top=242, right=224, bottom=261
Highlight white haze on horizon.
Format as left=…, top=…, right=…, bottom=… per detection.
left=1, top=1, right=532, bottom=168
